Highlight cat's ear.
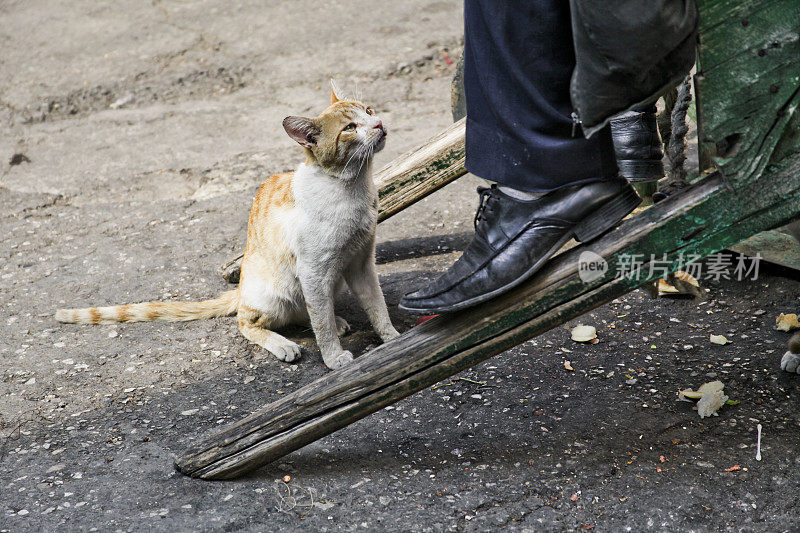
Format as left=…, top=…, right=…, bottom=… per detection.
left=329, top=80, right=341, bottom=105
left=283, top=116, right=319, bottom=148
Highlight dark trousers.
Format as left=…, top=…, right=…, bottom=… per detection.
left=463, top=0, right=618, bottom=192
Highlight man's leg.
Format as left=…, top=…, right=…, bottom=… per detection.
left=399, top=0, right=641, bottom=314
left=462, top=0, right=617, bottom=192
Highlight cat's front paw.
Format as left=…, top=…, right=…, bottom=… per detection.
left=324, top=350, right=354, bottom=370
left=380, top=327, right=401, bottom=343
left=781, top=351, right=800, bottom=373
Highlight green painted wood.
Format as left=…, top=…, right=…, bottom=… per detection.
left=696, top=0, right=800, bottom=189
left=729, top=229, right=800, bottom=272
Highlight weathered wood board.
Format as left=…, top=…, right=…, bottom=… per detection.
left=695, top=0, right=800, bottom=189
left=729, top=229, right=800, bottom=272
left=375, top=118, right=466, bottom=222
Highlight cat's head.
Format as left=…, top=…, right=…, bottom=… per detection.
left=282, top=86, right=386, bottom=179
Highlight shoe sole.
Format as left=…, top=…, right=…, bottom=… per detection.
left=399, top=186, right=642, bottom=315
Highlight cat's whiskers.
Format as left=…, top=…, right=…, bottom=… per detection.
left=342, top=142, right=368, bottom=175
left=342, top=139, right=377, bottom=178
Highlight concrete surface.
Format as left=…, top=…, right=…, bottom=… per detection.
left=1, top=1, right=799, bottom=531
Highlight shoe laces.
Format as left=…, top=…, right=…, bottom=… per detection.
left=473, top=185, right=498, bottom=230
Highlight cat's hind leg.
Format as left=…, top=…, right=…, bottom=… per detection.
left=335, top=316, right=351, bottom=337
left=237, top=306, right=301, bottom=363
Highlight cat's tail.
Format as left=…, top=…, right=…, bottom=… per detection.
left=54, top=289, right=240, bottom=324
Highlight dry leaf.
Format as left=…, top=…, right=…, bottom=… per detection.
left=674, top=270, right=700, bottom=287
left=657, top=279, right=679, bottom=295
left=776, top=313, right=800, bottom=332
left=709, top=334, right=730, bottom=345
left=679, top=388, right=703, bottom=399
left=679, top=380, right=724, bottom=400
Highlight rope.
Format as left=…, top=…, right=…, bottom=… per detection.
left=665, top=76, right=692, bottom=183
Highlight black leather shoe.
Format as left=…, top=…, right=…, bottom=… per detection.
left=610, top=108, right=664, bottom=182
left=399, top=177, right=641, bottom=314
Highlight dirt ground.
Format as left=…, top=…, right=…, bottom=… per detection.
left=2, top=1, right=799, bottom=531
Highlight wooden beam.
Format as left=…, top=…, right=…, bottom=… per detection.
left=375, top=118, right=466, bottom=222
left=176, top=156, right=800, bottom=479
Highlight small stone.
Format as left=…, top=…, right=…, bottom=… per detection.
left=180, top=409, right=199, bottom=416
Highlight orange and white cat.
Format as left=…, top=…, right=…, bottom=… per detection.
left=56, top=87, right=400, bottom=369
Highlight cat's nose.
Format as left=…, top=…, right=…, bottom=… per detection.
left=373, top=121, right=384, bottom=131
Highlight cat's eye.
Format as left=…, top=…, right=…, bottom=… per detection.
left=365, top=107, right=374, bottom=115
left=343, top=123, right=357, bottom=131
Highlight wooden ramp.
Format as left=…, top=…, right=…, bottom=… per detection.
left=175, top=0, right=800, bottom=479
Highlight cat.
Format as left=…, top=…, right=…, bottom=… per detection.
left=55, top=87, right=400, bottom=369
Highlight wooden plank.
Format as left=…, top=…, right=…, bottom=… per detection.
left=175, top=155, right=800, bottom=479
left=375, top=118, right=466, bottom=222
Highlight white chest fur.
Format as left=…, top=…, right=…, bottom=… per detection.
left=290, top=163, right=378, bottom=264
